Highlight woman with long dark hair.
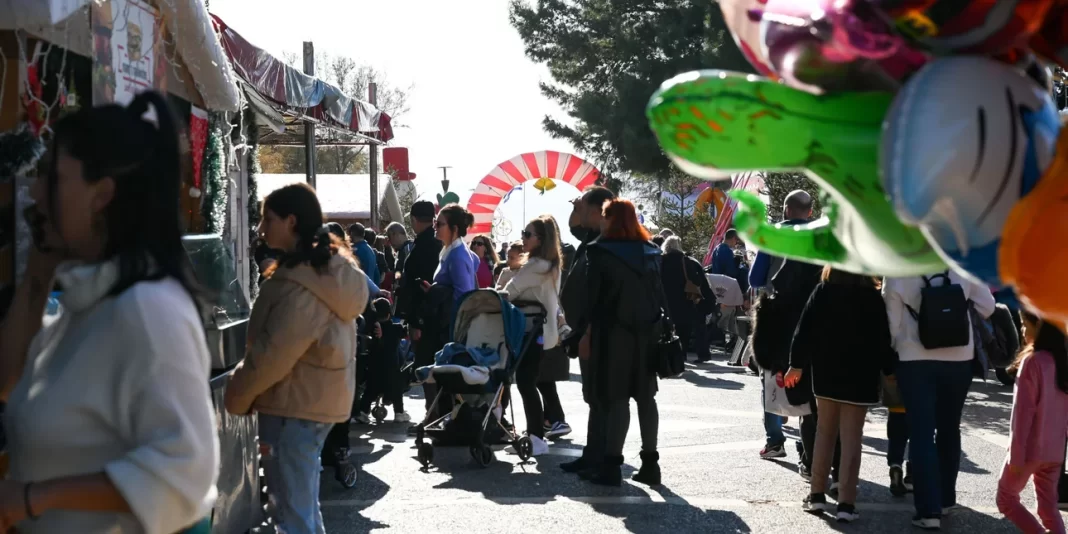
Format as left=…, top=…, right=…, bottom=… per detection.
left=579, top=199, right=662, bottom=486
left=997, top=311, right=1068, bottom=534
left=469, top=235, right=497, bottom=289
left=415, top=204, right=479, bottom=417
left=785, top=267, right=896, bottom=522
left=0, top=92, right=217, bottom=532
left=225, top=183, right=368, bottom=533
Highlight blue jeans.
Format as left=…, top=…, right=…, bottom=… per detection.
left=761, top=375, right=785, bottom=447
left=897, top=360, right=972, bottom=518
left=259, top=415, right=334, bottom=534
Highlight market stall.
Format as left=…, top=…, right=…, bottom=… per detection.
left=0, top=2, right=263, bottom=533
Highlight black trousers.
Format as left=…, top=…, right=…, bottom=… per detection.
left=359, top=378, right=405, bottom=415
left=887, top=410, right=909, bottom=467
left=323, top=421, right=349, bottom=465
left=515, top=344, right=545, bottom=438
left=539, top=381, right=566, bottom=424
left=601, top=392, right=658, bottom=457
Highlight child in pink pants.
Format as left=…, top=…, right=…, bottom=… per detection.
left=996, top=314, right=1068, bottom=534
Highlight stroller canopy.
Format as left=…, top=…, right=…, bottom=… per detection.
left=451, top=290, right=528, bottom=358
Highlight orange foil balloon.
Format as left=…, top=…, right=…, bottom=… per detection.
left=999, top=133, right=1068, bottom=325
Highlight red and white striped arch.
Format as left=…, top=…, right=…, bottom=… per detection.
left=467, top=151, right=601, bottom=235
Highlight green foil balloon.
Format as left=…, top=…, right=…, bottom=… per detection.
left=646, top=70, right=945, bottom=276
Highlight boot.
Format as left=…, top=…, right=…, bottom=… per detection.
left=560, top=455, right=593, bottom=473
left=589, top=455, right=624, bottom=487
left=632, top=451, right=661, bottom=486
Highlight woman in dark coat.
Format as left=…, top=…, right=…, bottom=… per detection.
left=784, top=267, right=896, bottom=521
left=582, top=199, right=663, bottom=487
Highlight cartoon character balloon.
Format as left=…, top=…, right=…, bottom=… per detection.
left=882, top=55, right=1066, bottom=321
left=646, top=70, right=944, bottom=276
left=719, top=0, right=779, bottom=79
left=754, top=0, right=930, bottom=93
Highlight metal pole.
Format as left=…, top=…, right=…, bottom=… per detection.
left=302, top=41, right=316, bottom=189
left=437, top=166, right=452, bottom=199
left=368, top=82, right=379, bottom=229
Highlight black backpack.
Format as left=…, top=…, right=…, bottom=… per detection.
left=905, top=271, right=971, bottom=350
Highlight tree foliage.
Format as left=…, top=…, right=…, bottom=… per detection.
left=509, top=0, right=753, bottom=189
left=259, top=52, right=412, bottom=175
left=761, top=172, right=823, bottom=222
left=646, top=169, right=719, bottom=259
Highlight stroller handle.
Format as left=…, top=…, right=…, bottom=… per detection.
left=510, top=300, right=548, bottom=324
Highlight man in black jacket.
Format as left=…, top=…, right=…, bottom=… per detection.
left=395, top=201, right=442, bottom=329
left=559, top=185, right=616, bottom=477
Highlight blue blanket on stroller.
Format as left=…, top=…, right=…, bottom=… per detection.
left=414, top=343, right=501, bottom=385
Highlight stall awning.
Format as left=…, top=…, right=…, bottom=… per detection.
left=210, top=14, right=394, bottom=143
left=1, top=0, right=242, bottom=112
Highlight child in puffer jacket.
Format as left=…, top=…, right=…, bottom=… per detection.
left=354, top=298, right=409, bottom=423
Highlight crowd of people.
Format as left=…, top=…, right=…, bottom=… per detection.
left=1, top=93, right=1065, bottom=534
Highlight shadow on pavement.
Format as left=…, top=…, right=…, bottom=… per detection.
left=592, top=484, right=751, bottom=533
left=319, top=446, right=392, bottom=531
left=680, top=370, right=746, bottom=391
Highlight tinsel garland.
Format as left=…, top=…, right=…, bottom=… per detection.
left=245, top=109, right=261, bottom=302
left=0, top=124, right=45, bottom=177
left=200, top=112, right=228, bottom=235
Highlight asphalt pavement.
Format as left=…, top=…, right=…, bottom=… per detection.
left=321, top=351, right=1047, bottom=533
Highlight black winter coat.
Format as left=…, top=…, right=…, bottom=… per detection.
left=581, top=239, right=662, bottom=403
left=752, top=259, right=822, bottom=374
left=660, top=251, right=716, bottom=327
left=396, top=227, right=442, bottom=326
left=789, top=282, right=896, bottom=405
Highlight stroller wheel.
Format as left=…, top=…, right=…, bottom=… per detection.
left=335, top=461, right=358, bottom=488
left=515, top=436, right=533, bottom=461
left=372, top=405, right=388, bottom=422
left=417, top=442, right=434, bottom=468
left=470, top=445, right=494, bottom=468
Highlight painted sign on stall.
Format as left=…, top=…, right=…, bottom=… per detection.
left=91, top=0, right=167, bottom=106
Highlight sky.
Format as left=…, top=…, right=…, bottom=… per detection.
left=210, top=0, right=584, bottom=244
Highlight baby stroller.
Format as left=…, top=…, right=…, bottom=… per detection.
left=413, top=289, right=546, bottom=469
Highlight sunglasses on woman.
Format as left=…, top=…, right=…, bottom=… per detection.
left=521, top=230, right=537, bottom=239
left=471, top=241, right=486, bottom=248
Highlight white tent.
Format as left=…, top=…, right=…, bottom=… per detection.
left=258, top=174, right=404, bottom=224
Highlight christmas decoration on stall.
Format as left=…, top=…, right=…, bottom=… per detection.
left=200, top=112, right=228, bottom=235
left=188, top=107, right=209, bottom=199
left=0, top=124, right=46, bottom=178
left=245, top=108, right=262, bottom=302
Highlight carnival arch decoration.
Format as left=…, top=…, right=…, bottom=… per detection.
left=467, top=151, right=601, bottom=236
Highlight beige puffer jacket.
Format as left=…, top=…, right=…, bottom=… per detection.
left=225, top=254, right=368, bottom=423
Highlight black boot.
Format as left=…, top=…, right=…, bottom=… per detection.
left=561, top=455, right=593, bottom=473
left=632, top=451, right=661, bottom=486
left=589, top=455, right=624, bottom=487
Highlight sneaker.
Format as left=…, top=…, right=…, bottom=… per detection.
left=394, top=411, right=411, bottom=423
left=802, top=493, right=831, bottom=514
left=759, top=444, right=787, bottom=459
left=798, top=462, right=812, bottom=482
left=827, top=481, right=840, bottom=501
left=529, top=435, right=550, bottom=456
left=889, top=465, right=907, bottom=497
left=352, top=412, right=371, bottom=424
left=545, top=421, right=573, bottom=439
left=911, top=516, right=941, bottom=530
left=836, top=503, right=859, bottom=523
left=941, top=504, right=962, bottom=515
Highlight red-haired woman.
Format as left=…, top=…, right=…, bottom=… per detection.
left=576, top=199, right=664, bottom=486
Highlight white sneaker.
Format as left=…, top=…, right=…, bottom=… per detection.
left=394, top=412, right=411, bottom=423
left=352, top=412, right=371, bottom=424
left=529, top=435, right=550, bottom=456
left=912, top=516, right=941, bottom=530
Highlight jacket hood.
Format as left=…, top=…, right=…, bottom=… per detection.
left=272, top=255, right=368, bottom=321
left=591, top=239, right=661, bottom=273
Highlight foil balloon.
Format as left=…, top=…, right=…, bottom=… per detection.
left=719, top=0, right=779, bottom=78
left=755, top=0, right=929, bottom=93
left=882, top=56, right=1060, bottom=286
left=646, top=70, right=944, bottom=276
left=879, top=0, right=1054, bottom=56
